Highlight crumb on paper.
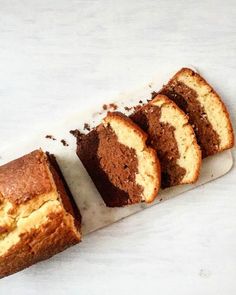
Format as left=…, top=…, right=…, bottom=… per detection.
left=124, top=106, right=133, bottom=111
left=83, top=123, right=91, bottom=131
left=109, top=103, right=118, bottom=110
left=103, top=103, right=118, bottom=111
left=148, top=84, right=152, bottom=88
left=61, top=139, right=69, bottom=147
left=70, top=129, right=85, bottom=141
left=45, top=135, right=56, bottom=141
left=139, top=100, right=143, bottom=104
left=151, top=91, right=158, bottom=99
left=70, top=129, right=81, bottom=137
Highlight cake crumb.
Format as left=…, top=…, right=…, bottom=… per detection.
left=109, top=103, right=118, bottom=110
left=83, top=123, right=91, bottom=131
left=45, top=135, right=56, bottom=141
left=70, top=129, right=85, bottom=141
left=151, top=91, right=158, bottom=99
left=103, top=103, right=118, bottom=111
left=124, top=106, right=133, bottom=111
left=61, top=139, right=69, bottom=147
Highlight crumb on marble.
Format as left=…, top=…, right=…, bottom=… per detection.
left=70, top=129, right=85, bottom=141
left=103, top=103, right=118, bottom=111
left=124, top=106, right=133, bottom=111
left=45, top=135, right=56, bottom=141
left=83, top=123, right=91, bottom=131
left=61, top=139, right=69, bottom=146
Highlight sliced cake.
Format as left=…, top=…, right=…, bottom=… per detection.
left=130, top=94, right=201, bottom=188
left=0, top=150, right=81, bottom=278
left=160, top=68, right=234, bottom=158
left=76, top=112, right=161, bottom=207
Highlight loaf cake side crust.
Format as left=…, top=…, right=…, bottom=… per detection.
left=0, top=150, right=81, bottom=278
left=160, top=68, right=234, bottom=157
left=0, top=150, right=53, bottom=205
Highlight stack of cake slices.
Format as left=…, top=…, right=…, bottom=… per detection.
left=77, top=68, right=234, bottom=206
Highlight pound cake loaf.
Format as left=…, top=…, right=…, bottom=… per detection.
left=76, top=112, right=161, bottom=207
left=0, top=150, right=81, bottom=278
left=160, top=68, right=234, bottom=158
left=130, top=94, right=201, bottom=188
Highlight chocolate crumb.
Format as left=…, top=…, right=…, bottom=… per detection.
left=61, top=139, right=69, bottom=147
left=45, top=135, right=56, bottom=141
left=139, top=100, right=143, bottom=104
left=70, top=129, right=85, bottom=141
left=103, top=103, right=118, bottom=111
left=124, top=106, right=133, bottom=111
left=83, top=123, right=91, bottom=131
left=151, top=91, right=158, bottom=99
left=109, top=103, right=117, bottom=110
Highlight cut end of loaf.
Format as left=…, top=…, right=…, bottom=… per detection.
left=0, top=150, right=81, bottom=278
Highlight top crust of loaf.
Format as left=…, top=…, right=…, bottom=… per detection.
left=0, top=150, right=53, bottom=205
left=171, top=68, right=234, bottom=152
left=150, top=95, right=202, bottom=184
left=103, top=112, right=161, bottom=203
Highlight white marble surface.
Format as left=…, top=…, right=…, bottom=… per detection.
left=0, top=0, right=235, bottom=294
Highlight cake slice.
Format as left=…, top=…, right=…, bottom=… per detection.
left=160, top=68, right=234, bottom=158
left=76, top=112, right=161, bottom=207
left=130, top=94, right=201, bottom=188
left=0, top=150, right=81, bottom=278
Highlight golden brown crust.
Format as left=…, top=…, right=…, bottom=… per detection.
left=0, top=150, right=53, bottom=205
left=171, top=68, right=234, bottom=152
left=0, top=150, right=81, bottom=278
left=0, top=211, right=80, bottom=278
left=106, top=111, right=148, bottom=143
